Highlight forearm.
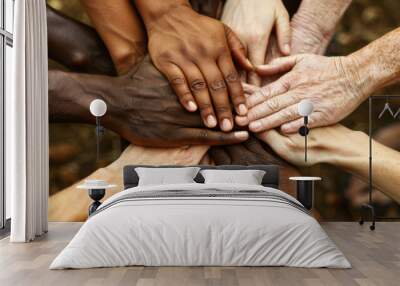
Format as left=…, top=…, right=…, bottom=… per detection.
left=47, top=4, right=116, bottom=75
left=134, top=0, right=191, bottom=30
left=291, top=0, right=352, bottom=54
left=49, top=70, right=123, bottom=130
left=49, top=70, right=92, bottom=124
left=327, top=130, right=400, bottom=204
left=346, top=28, right=400, bottom=100
left=80, top=0, right=146, bottom=75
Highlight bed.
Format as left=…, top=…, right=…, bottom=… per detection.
left=50, top=165, right=350, bottom=269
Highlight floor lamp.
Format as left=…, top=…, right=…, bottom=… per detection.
left=359, top=96, right=376, bottom=230
left=360, top=95, right=400, bottom=230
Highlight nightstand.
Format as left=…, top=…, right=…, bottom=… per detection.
left=289, top=177, right=322, bottom=210
left=77, top=180, right=116, bottom=215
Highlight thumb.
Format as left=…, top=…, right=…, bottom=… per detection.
left=257, top=129, right=283, bottom=146
left=255, top=55, right=301, bottom=76
left=247, top=40, right=268, bottom=86
left=275, top=8, right=291, bottom=55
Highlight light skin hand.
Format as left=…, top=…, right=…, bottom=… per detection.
left=289, top=0, right=352, bottom=55
left=256, top=126, right=343, bottom=167
left=136, top=0, right=252, bottom=132
left=258, top=125, right=400, bottom=204
left=257, top=0, right=352, bottom=87
left=221, top=0, right=290, bottom=86
left=246, top=54, right=365, bottom=134
left=246, top=27, right=400, bottom=134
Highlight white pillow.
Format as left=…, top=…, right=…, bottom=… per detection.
left=200, top=169, right=266, bottom=185
left=135, top=167, right=200, bottom=186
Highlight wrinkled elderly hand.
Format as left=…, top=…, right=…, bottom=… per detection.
left=246, top=54, right=367, bottom=133
left=221, top=0, right=290, bottom=86
left=146, top=4, right=252, bottom=132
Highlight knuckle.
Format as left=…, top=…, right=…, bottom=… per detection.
left=170, top=77, right=186, bottom=86
left=214, top=105, right=231, bottom=114
left=199, top=103, right=212, bottom=113
left=259, top=87, right=270, bottom=99
left=230, top=89, right=245, bottom=104
left=282, top=109, right=294, bottom=121
left=210, top=80, right=226, bottom=92
left=190, top=79, right=207, bottom=92
left=225, top=72, right=240, bottom=83
left=159, top=50, right=174, bottom=60
left=179, top=45, right=192, bottom=57
left=195, top=43, right=209, bottom=57
left=281, top=81, right=291, bottom=93
left=265, top=98, right=280, bottom=111
left=180, top=92, right=193, bottom=102
left=250, top=109, right=262, bottom=120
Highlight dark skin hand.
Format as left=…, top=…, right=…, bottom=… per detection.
left=210, top=135, right=282, bottom=165
left=136, top=0, right=253, bottom=132
left=49, top=56, right=249, bottom=147
left=47, top=4, right=116, bottom=76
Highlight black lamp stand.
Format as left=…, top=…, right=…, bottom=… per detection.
left=88, top=188, right=105, bottom=215
left=95, top=117, right=104, bottom=161
left=298, top=116, right=310, bottom=162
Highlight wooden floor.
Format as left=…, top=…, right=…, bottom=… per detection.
left=0, top=222, right=399, bottom=286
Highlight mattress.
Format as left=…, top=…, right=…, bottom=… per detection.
left=50, top=183, right=350, bottom=269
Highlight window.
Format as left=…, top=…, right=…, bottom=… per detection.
left=1, top=0, right=14, bottom=230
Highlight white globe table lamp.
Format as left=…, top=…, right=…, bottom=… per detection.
left=89, top=99, right=107, bottom=160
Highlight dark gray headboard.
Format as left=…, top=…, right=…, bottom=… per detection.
left=123, top=165, right=279, bottom=189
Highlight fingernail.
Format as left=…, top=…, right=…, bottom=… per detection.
left=206, top=115, right=217, bottom=127
left=187, top=101, right=197, bottom=111
left=234, top=131, right=249, bottom=140
left=238, top=104, right=248, bottom=115
left=221, top=118, right=233, bottom=131
left=249, top=121, right=262, bottom=132
left=283, top=44, right=290, bottom=55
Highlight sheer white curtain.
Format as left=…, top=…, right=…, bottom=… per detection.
left=8, top=0, right=48, bottom=242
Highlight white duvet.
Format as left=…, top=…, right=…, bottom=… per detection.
left=50, top=183, right=350, bottom=269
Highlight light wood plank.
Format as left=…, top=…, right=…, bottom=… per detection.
left=0, top=222, right=399, bottom=286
